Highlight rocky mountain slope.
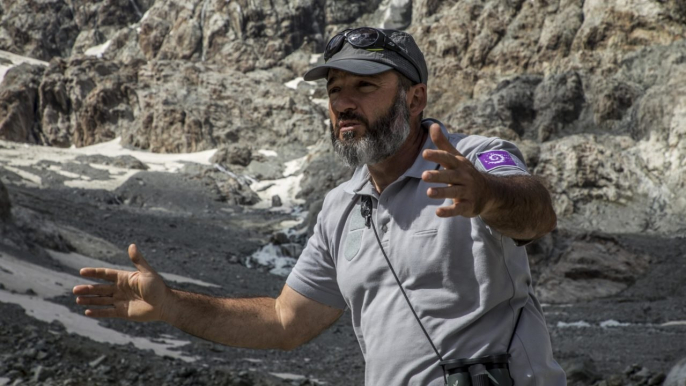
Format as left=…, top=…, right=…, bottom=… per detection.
left=1, top=0, right=685, bottom=385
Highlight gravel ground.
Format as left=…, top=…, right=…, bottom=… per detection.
left=1, top=165, right=685, bottom=385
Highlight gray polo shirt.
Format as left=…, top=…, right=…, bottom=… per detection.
left=286, top=119, right=566, bottom=385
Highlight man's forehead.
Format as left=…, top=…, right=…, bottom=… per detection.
left=326, top=69, right=393, bottom=83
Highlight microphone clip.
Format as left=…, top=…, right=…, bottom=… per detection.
left=360, top=196, right=373, bottom=229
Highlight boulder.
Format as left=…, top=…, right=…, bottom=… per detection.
left=210, top=144, right=252, bottom=167
left=535, top=234, right=650, bottom=303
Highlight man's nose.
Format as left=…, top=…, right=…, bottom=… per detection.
left=331, top=90, right=358, bottom=113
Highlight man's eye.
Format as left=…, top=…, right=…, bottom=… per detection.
left=328, top=87, right=339, bottom=95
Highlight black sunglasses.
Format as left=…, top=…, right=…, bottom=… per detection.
left=324, top=27, right=422, bottom=84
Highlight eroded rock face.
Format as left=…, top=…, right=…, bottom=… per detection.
left=119, top=61, right=327, bottom=153
left=122, top=0, right=326, bottom=71
left=0, top=0, right=79, bottom=60
left=0, top=63, right=45, bottom=144
left=38, top=56, right=138, bottom=147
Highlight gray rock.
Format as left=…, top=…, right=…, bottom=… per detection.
left=271, top=195, right=282, bottom=207
left=247, top=161, right=283, bottom=181
left=533, top=71, right=585, bottom=142
left=0, top=63, right=46, bottom=144
left=297, top=142, right=354, bottom=208
left=535, top=234, right=651, bottom=303
left=0, top=0, right=79, bottom=60
left=560, top=356, right=600, bottom=386
left=211, top=145, right=252, bottom=167
left=0, top=179, right=11, bottom=222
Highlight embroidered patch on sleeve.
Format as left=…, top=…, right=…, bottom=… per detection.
left=476, top=150, right=527, bottom=172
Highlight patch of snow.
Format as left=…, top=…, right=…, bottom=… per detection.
left=600, top=320, right=631, bottom=328
left=1, top=165, right=42, bottom=187
left=284, top=77, right=318, bottom=91
left=0, top=291, right=197, bottom=362
left=0, top=50, right=48, bottom=66
left=270, top=373, right=306, bottom=381
left=661, top=321, right=686, bottom=327
left=283, top=155, right=306, bottom=177
left=0, top=138, right=218, bottom=191
left=0, top=50, right=48, bottom=84
left=246, top=244, right=296, bottom=277
left=556, top=321, right=592, bottom=328
left=0, top=65, right=11, bottom=83
left=309, top=53, right=322, bottom=64
left=251, top=174, right=304, bottom=212
left=0, top=250, right=198, bottom=361
left=84, top=40, right=112, bottom=58
left=257, top=149, right=278, bottom=157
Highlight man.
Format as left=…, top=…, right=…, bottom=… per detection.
left=74, top=28, right=566, bottom=385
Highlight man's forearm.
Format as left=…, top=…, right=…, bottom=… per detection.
left=160, top=289, right=289, bottom=350
left=480, top=174, right=557, bottom=242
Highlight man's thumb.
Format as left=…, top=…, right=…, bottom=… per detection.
left=429, top=123, right=462, bottom=156
left=128, top=244, right=155, bottom=273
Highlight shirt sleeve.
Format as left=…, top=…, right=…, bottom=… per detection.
left=286, top=201, right=348, bottom=310
left=456, top=136, right=530, bottom=177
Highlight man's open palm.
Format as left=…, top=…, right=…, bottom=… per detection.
left=73, top=244, right=169, bottom=322
left=421, top=123, right=493, bottom=218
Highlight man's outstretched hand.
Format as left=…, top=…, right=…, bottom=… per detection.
left=73, top=244, right=169, bottom=322
left=421, top=123, right=494, bottom=218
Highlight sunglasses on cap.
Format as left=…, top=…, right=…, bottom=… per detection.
left=324, top=27, right=423, bottom=84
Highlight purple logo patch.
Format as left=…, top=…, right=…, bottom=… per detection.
left=477, top=150, right=518, bottom=171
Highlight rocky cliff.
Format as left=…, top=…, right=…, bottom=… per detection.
left=2, top=0, right=683, bottom=301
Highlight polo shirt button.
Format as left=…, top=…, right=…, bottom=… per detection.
left=381, top=224, right=388, bottom=233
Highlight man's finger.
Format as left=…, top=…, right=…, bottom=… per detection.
left=422, top=169, right=467, bottom=185
left=76, top=296, right=115, bottom=306
left=84, top=308, right=118, bottom=318
left=436, top=201, right=474, bottom=218
left=429, top=123, right=463, bottom=157
left=427, top=185, right=467, bottom=200
left=422, top=149, right=462, bottom=169
left=128, top=244, right=155, bottom=274
left=73, top=284, right=116, bottom=296
left=79, top=267, right=120, bottom=282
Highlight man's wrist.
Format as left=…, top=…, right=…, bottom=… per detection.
left=478, top=173, right=500, bottom=218
left=158, top=287, right=178, bottom=325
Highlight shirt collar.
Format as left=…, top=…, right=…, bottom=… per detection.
left=342, top=118, right=448, bottom=195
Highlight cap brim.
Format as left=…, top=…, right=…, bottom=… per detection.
left=303, top=59, right=395, bottom=81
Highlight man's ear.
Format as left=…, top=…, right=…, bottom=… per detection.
left=407, top=83, right=427, bottom=119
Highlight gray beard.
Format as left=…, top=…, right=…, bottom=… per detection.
left=330, top=88, right=411, bottom=168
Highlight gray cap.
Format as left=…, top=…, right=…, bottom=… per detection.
left=304, top=29, right=428, bottom=85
